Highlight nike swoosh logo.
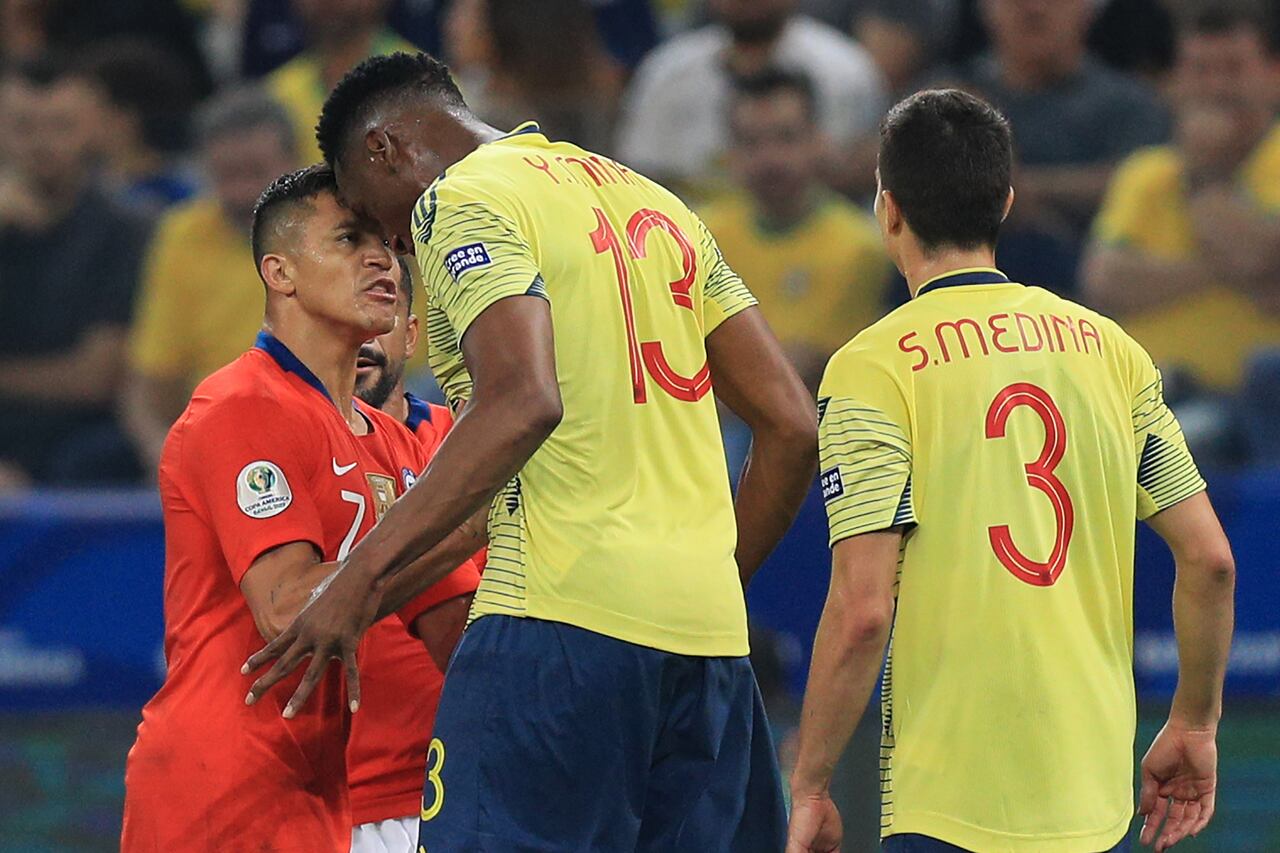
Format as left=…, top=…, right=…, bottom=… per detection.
left=332, top=459, right=358, bottom=476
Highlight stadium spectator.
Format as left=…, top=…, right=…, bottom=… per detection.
left=265, top=0, right=416, bottom=162
left=702, top=69, right=891, bottom=391
left=1083, top=6, right=1280, bottom=393
left=0, top=57, right=151, bottom=487
left=442, top=0, right=623, bottom=153
left=617, top=0, right=886, bottom=196
left=960, top=0, right=1170, bottom=294
left=79, top=38, right=200, bottom=217
left=122, top=88, right=297, bottom=476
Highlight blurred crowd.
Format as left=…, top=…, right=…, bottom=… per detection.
left=1, top=0, right=1279, bottom=491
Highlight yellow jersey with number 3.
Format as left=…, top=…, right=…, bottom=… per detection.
left=411, top=123, right=755, bottom=656
left=818, top=269, right=1205, bottom=852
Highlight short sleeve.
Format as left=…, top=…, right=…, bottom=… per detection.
left=129, top=220, right=191, bottom=380
left=413, top=181, right=546, bottom=341
left=817, top=352, right=915, bottom=546
left=424, top=303, right=474, bottom=413
left=179, top=398, right=325, bottom=582
left=695, top=216, right=757, bottom=333
left=1131, top=358, right=1206, bottom=520
left=395, top=556, right=482, bottom=633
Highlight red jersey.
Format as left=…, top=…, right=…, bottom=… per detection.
left=122, top=334, right=448, bottom=852
left=346, top=392, right=482, bottom=826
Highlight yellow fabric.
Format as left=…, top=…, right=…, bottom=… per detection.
left=265, top=32, right=417, bottom=163
left=700, top=191, right=891, bottom=355
left=819, top=272, right=1203, bottom=852
left=413, top=124, right=755, bottom=656
left=129, top=198, right=263, bottom=389
left=1092, top=123, right=1280, bottom=389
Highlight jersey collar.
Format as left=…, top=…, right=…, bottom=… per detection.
left=255, top=330, right=342, bottom=407
left=500, top=121, right=542, bottom=140
left=404, top=392, right=434, bottom=432
left=915, top=267, right=1010, bottom=297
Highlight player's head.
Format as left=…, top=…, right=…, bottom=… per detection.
left=709, top=0, right=797, bottom=44
left=3, top=56, right=100, bottom=199
left=355, top=256, right=419, bottom=409
left=317, top=51, right=469, bottom=255
left=875, top=89, right=1013, bottom=266
left=727, top=68, right=822, bottom=211
left=252, top=164, right=399, bottom=342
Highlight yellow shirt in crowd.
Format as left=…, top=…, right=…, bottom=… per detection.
left=700, top=191, right=891, bottom=359
left=129, top=198, right=264, bottom=390
left=266, top=31, right=418, bottom=163
left=1092, top=122, right=1280, bottom=389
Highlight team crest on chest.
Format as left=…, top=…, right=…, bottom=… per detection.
left=366, top=474, right=397, bottom=520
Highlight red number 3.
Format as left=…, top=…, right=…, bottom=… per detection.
left=984, top=383, right=1075, bottom=586
left=590, top=207, right=711, bottom=404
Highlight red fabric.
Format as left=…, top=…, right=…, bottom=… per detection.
left=122, top=349, right=430, bottom=852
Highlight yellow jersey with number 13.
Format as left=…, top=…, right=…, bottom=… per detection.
left=818, top=269, right=1205, bottom=852
left=411, top=123, right=756, bottom=657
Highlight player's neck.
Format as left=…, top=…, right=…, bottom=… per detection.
left=902, top=247, right=999, bottom=298
left=381, top=383, right=410, bottom=425
left=263, top=321, right=364, bottom=432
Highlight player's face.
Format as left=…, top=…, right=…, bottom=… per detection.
left=335, top=153, right=425, bottom=257
left=355, top=273, right=417, bottom=409
left=206, top=125, right=298, bottom=226
left=730, top=91, right=820, bottom=208
left=292, top=192, right=400, bottom=338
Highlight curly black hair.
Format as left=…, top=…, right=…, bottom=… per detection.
left=250, top=164, right=340, bottom=274
left=316, top=51, right=465, bottom=167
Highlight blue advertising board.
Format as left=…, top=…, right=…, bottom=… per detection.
left=1, top=469, right=1277, bottom=711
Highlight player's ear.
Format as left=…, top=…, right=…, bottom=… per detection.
left=404, top=313, right=420, bottom=360
left=365, top=127, right=393, bottom=170
left=1001, top=186, right=1015, bottom=223
left=881, top=188, right=905, bottom=237
left=259, top=253, right=297, bottom=298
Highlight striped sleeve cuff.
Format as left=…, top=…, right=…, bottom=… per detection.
left=820, top=397, right=915, bottom=545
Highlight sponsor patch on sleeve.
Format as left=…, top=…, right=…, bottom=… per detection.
left=402, top=467, right=418, bottom=491
left=236, top=460, right=292, bottom=518
left=820, top=466, right=845, bottom=503
left=443, top=243, right=492, bottom=280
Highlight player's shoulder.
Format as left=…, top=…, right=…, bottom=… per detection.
left=1023, top=285, right=1147, bottom=362
left=181, top=351, right=311, bottom=431
left=821, top=302, right=918, bottom=393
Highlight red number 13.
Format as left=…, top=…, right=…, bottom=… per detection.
left=984, top=383, right=1075, bottom=586
left=590, top=208, right=711, bottom=404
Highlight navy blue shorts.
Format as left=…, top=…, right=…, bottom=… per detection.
left=417, top=615, right=786, bottom=852
left=882, top=832, right=1132, bottom=852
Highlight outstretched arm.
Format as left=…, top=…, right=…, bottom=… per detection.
left=708, top=307, right=818, bottom=585
left=243, top=294, right=560, bottom=716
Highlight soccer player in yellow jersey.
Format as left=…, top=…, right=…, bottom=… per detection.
left=786, top=90, right=1236, bottom=853
left=243, top=52, right=818, bottom=850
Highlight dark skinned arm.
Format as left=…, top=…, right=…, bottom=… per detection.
left=709, top=307, right=819, bottom=585
left=242, top=295, right=561, bottom=717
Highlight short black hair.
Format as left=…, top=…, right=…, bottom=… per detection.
left=250, top=164, right=340, bottom=277
left=729, top=67, right=819, bottom=127
left=1182, top=4, right=1279, bottom=53
left=878, top=89, right=1012, bottom=252
left=79, top=38, right=196, bottom=153
left=396, top=256, right=414, bottom=313
left=317, top=51, right=465, bottom=167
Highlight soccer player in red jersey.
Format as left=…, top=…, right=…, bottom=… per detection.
left=347, top=262, right=485, bottom=853
left=121, top=165, right=480, bottom=853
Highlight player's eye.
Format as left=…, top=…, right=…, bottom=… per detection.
left=338, top=231, right=358, bottom=244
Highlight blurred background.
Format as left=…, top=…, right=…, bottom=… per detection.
left=0, top=0, right=1278, bottom=849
